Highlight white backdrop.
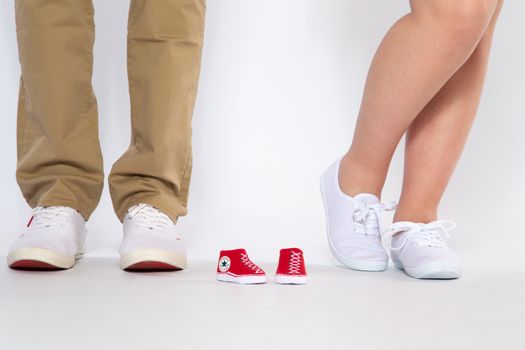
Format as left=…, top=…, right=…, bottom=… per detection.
left=0, top=0, right=524, bottom=268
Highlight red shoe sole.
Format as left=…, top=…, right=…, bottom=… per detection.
left=9, top=259, right=65, bottom=271
left=124, top=261, right=183, bottom=272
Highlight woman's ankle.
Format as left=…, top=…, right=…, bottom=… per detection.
left=393, top=204, right=437, bottom=224
left=338, top=152, right=385, bottom=198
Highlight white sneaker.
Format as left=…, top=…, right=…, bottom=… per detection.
left=119, top=204, right=187, bottom=271
left=320, top=159, right=396, bottom=271
left=7, top=206, right=86, bottom=270
left=384, top=220, right=461, bottom=279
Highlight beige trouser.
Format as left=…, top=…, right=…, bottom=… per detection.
left=15, top=0, right=206, bottom=222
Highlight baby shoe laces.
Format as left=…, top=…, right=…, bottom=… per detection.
left=240, top=253, right=263, bottom=274
left=288, top=251, right=303, bottom=274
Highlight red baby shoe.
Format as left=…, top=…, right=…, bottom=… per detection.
left=217, top=248, right=268, bottom=284
left=275, top=248, right=308, bottom=284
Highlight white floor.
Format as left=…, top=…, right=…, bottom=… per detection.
left=1, top=258, right=524, bottom=350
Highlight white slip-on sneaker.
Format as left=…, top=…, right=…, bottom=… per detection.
left=384, top=220, right=461, bottom=279
left=119, top=204, right=187, bottom=271
left=320, top=159, right=396, bottom=271
left=7, top=206, right=87, bottom=270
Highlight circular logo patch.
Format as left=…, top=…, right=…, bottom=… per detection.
left=218, top=256, right=231, bottom=272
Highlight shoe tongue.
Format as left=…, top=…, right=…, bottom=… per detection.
left=354, top=193, right=380, bottom=205
left=281, top=247, right=302, bottom=254
left=40, top=206, right=74, bottom=213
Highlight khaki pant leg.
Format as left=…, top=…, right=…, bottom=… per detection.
left=109, top=0, right=206, bottom=222
left=15, top=0, right=104, bottom=220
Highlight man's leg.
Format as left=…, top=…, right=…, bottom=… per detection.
left=109, top=0, right=206, bottom=223
left=110, top=0, right=206, bottom=271
left=15, top=0, right=104, bottom=219
left=8, top=0, right=103, bottom=269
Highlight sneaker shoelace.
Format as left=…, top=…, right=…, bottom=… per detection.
left=383, top=220, right=456, bottom=251
left=240, top=253, right=263, bottom=274
left=29, top=206, right=71, bottom=230
left=127, top=204, right=174, bottom=231
left=288, top=251, right=303, bottom=274
left=353, top=200, right=397, bottom=236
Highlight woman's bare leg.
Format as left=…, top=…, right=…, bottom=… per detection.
left=339, top=0, right=500, bottom=197
left=394, top=1, right=504, bottom=223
